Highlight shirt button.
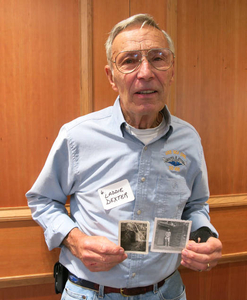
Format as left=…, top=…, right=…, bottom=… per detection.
left=137, top=210, right=141, bottom=215
left=144, top=146, right=148, bottom=151
left=132, top=273, right=136, bottom=278
left=141, top=177, right=146, bottom=182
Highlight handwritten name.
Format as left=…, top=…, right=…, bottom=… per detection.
left=104, top=188, right=128, bottom=205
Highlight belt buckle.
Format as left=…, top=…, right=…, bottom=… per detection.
left=120, top=288, right=129, bottom=297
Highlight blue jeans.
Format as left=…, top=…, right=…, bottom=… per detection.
left=61, top=270, right=186, bottom=300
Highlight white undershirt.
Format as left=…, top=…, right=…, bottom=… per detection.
left=125, top=117, right=166, bottom=145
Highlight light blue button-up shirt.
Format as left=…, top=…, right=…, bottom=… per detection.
left=26, top=97, right=216, bottom=288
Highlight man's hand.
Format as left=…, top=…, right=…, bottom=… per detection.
left=63, top=228, right=128, bottom=272
left=181, top=237, right=222, bottom=272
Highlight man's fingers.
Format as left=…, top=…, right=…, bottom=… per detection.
left=86, top=261, right=122, bottom=272
left=181, top=237, right=222, bottom=272
left=80, top=235, right=127, bottom=271
left=186, top=237, right=222, bottom=255
left=63, top=229, right=127, bottom=272
left=181, top=258, right=212, bottom=272
left=82, top=249, right=127, bottom=272
left=83, top=236, right=124, bottom=255
left=86, top=249, right=127, bottom=265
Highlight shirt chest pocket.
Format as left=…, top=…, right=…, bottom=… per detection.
left=155, top=176, right=190, bottom=219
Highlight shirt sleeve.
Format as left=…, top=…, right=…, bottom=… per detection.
left=182, top=148, right=218, bottom=237
left=26, top=126, right=78, bottom=250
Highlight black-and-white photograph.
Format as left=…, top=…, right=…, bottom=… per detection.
left=151, top=218, right=192, bottom=253
left=119, top=221, right=150, bottom=254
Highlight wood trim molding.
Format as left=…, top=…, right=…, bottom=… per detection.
left=1, top=194, right=246, bottom=223
left=80, top=0, right=93, bottom=115
left=0, top=204, right=70, bottom=223
left=0, top=273, right=54, bottom=289
left=0, top=206, right=32, bottom=222
left=1, top=251, right=246, bottom=289
left=208, top=194, right=247, bottom=208
left=218, top=252, right=247, bottom=264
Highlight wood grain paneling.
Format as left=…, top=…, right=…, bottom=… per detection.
left=208, top=194, right=247, bottom=254
left=92, top=0, right=129, bottom=111
left=165, top=0, right=177, bottom=115
left=210, top=205, right=247, bottom=254
left=130, top=0, right=168, bottom=28
left=80, top=0, right=93, bottom=115
left=176, top=0, right=247, bottom=195
left=180, top=261, right=247, bottom=300
left=0, top=283, right=60, bottom=300
left=0, top=0, right=81, bottom=207
left=0, top=273, right=54, bottom=289
left=0, top=220, right=60, bottom=278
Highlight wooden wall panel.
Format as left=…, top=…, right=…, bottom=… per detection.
left=80, top=0, right=93, bottom=115
left=176, top=0, right=247, bottom=195
left=92, top=0, right=129, bottom=111
left=209, top=198, right=247, bottom=255
left=0, top=0, right=81, bottom=298
left=0, top=284, right=60, bottom=300
left=0, top=220, right=59, bottom=278
left=180, top=261, right=247, bottom=300
left=130, top=0, right=168, bottom=28
left=0, top=0, right=81, bottom=207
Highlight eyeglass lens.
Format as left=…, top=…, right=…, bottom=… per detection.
left=115, top=48, right=173, bottom=73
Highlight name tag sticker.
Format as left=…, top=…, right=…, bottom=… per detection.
left=98, top=179, right=135, bottom=210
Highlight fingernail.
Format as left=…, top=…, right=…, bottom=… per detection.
left=187, top=244, right=193, bottom=250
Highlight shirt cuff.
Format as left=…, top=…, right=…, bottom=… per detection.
left=44, top=214, right=77, bottom=250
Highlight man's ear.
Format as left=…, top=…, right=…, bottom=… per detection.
left=105, top=65, right=118, bottom=92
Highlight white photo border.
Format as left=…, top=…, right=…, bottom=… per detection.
left=151, top=218, right=192, bottom=253
left=119, top=220, right=150, bottom=255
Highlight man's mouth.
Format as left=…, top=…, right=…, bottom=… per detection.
left=136, top=90, right=157, bottom=94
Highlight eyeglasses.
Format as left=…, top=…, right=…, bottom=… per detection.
left=111, top=48, right=174, bottom=74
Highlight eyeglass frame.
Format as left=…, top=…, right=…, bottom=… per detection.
left=110, top=48, right=175, bottom=74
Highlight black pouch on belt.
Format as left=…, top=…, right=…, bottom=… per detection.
left=54, top=262, right=69, bottom=294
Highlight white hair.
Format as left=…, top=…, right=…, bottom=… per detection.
left=105, top=14, right=175, bottom=66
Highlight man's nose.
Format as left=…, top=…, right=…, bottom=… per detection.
left=136, top=56, right=154, bottom=80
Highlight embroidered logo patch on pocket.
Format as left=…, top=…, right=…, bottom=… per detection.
left=163, top=150, right=186, bottom=172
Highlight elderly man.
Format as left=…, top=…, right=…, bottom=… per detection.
left=26, top=14, right=222, bottom=300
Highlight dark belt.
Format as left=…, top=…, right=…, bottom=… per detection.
left=68, top=271, right=175, bottom=297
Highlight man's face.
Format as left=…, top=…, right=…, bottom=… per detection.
left=105, top=25, right=175, bottom=124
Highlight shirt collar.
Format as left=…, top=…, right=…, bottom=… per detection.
left=161, top=105, right=171, bottom=128
left=112, top=96, right=173, bottom=138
